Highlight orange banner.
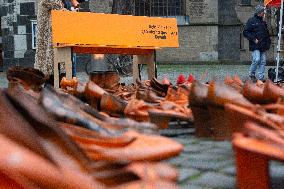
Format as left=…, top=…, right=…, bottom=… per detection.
left=51, top=11, right=179, bottom=48
left=265, top=0, right=272, bottom=6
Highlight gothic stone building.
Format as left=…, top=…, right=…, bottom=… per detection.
left=0, top=0, right=280, bottom=71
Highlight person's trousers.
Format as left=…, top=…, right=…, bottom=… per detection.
left=249, top=50, right=266, bottom=80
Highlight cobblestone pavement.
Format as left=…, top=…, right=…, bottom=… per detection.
left=1, top=64, right=284, bottom=189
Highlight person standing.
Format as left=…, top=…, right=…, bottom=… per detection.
left=35, top=0, right=81, bottom=84
left=34, top=0, right=64, bottom=76
left=243, top=5, right=271, bottom=82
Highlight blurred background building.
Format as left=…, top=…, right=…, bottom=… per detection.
left=0, top=0, right=280, bottom=71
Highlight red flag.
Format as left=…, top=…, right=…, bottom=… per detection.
left=265, top=0, right=281, bottom=7
left=177, top=74, right=186, bottom=85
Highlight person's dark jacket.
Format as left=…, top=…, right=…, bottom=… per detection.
left=243, top=15, right=271, bottom=52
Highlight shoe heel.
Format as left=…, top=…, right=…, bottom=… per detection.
left=234, top=141, right=270, bottom=189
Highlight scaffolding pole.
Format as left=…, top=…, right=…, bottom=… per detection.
left=276, top=0, right=284, bottom=82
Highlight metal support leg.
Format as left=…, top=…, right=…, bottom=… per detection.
left=276, top=0, right=284, bottom=82
left=54, top=47, right=72, bottom=88
left=133, top=52, right=155, bottom=82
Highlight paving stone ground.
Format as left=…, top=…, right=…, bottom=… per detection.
left=1, top=64, right=284, bottom=189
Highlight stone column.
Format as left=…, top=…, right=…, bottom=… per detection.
left=218, top=0, right=242, bottom=62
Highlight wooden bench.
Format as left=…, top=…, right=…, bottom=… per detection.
left=51, top=11, right=179, bottom=88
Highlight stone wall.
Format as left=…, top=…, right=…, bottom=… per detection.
left=186, top=0, right=218, bottom=24
left=0, top=0, right=91, bottom=71
left=89, top=0, right=112, bottom=13
left=218, top=26, right=241, bottom=61
left=157, top=25, right=218, bottom=63
left=218, top=0, right=241, bottom=61
left=1, top=0, right=37, bottom=70
left=0, top=0, right=281, bottom=71
left=157, top=0, right=220, bottom=63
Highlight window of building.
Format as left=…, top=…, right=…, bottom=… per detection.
left=134, top=0, right=189, bottom=25
left=240, top=0, right=251, bottom=6
left=134, top=0, right=184, bottom=16
left=31, top=20, right=37, bottom=49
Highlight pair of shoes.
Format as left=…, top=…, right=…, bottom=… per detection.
left=224, top=75, right=243, bottom=93
left=249, top=75, right=257, bottom=83
left=243, top=81, right=264, bottom=104
left=0, top=87, right=181, bottom=189
left=176, top=74, right=195, bottom=85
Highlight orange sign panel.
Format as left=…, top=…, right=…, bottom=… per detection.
left=51, top=10, right=179, bottom=48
